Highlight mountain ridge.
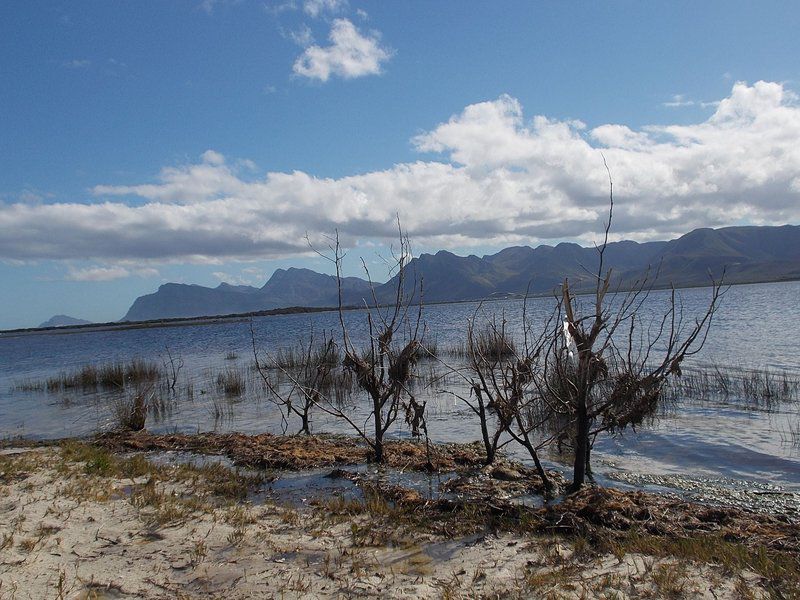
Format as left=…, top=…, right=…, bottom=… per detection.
left=121, top=224, right=800, bottom=321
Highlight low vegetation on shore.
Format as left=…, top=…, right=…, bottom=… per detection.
left=1, top=438, right=795, bottom=598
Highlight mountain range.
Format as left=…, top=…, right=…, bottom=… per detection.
left=122, top=224, right=800, bottom=322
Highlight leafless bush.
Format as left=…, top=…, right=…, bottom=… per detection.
left=443, top=311, right=555, bottom=490
left=161, top=347, right=184, bottom=391
left=526, top=165, right=725, bottom=492
left=333, top=225, right=423, bottom=462
left=252, top=328, right=339, bottom=434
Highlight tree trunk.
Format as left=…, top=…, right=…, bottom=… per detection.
left=478, top=404, right=495, bottom=464
left=373, top=397, right=384, bottom=463
left=570, top=391, right=589, bottom=493
left=530, top=449, right=552, bottom=493
left=299, top=411, right=310, bottom=435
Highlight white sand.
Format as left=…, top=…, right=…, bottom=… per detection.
left=0, top=448, right=769, bottom=599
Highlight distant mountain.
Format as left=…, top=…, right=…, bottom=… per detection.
left=373, top=239, right=669, bottom=303
left=121, top=224, right=800, bottom=322
left=39, top=315, right=92, bottom=328
left=621, top=225, right=800, bottom=288
left=373, top=224, right=800, bottom=303
left=122, top=268, right=373, bottom=321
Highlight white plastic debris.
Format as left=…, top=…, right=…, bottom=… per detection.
left=563, top=320, right=577, bottom=361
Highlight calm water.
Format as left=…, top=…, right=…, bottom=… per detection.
left=2, top=280, right=800, bottom=494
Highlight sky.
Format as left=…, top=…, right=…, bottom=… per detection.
left=1, top=1, right=800, bottom=329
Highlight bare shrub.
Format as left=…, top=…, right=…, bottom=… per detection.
left=263, top=223, right=424, bottom=462
left=252, top=329, right=340, bottom=434
left=528, top=165, right=725, bottom=492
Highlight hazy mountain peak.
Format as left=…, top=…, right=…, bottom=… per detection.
left=39, top=315, right=91, bottom=328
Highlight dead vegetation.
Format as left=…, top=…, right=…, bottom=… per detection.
left=0, top=443, right=794, bottom=598
left=94, top=429, right=489, bottom=472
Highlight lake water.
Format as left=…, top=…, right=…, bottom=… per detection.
left=2, top=280, right=800, bottom=498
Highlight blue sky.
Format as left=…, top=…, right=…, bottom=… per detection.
left=1, top=1, right=799, bottom=328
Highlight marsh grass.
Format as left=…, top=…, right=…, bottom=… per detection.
left=663, top=364, right=800, bottom=409
left=440, top=341, right=469, bottom=359
left=216, top=369, right=245, bottom=396
left=112, top=389, right=150, bottom=431
left=34, top=359, right=162, bottom=392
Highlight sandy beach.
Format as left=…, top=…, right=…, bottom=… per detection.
left=1, top=439, right=791, bottom=599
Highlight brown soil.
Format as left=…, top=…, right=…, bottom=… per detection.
left=95, top=430, right=490, bottom=472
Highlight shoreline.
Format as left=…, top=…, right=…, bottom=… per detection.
left=1, top=435, right=794, bottom=598
left=3, top=277, right=798, bottom=339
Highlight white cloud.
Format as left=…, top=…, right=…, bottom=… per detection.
left=66, top=266, right=130, bottom=281
left=213, top=267, right=266, bottom=286
left=62, top=59, right=90, bottom=69
left=264, top=1, right=298, bottom=16
left=289, top=24, right=315, bottom=47
left=663, top=94, right=696, bottom=108
left=293, top=18, right=391, bottom=81
left=198, top=0, right=241, bottom=14
left=303, top=0, right=346, bottom=18
left=1, top=81, right=799, bottom=264
left=64, top=265, right=159, bottom=281
left=663, top=94, right=725, bottom=110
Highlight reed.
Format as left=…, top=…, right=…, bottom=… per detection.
left=663, top=364, right=800, bottom=408
left=43, top=359, right=161, bottom=391
left=216, top=368, right=245, bottom=396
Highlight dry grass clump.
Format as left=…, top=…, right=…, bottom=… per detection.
left=42, top=359, right=161, bottom=391
left=473, top=326, right=516, bottom=361
left=216, top=368, right=245, bottom=396
left=112, top=389, right=150, bottom=431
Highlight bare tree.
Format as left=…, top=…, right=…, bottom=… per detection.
left=447, top=315, right=514, bottom=465
left=251, top=324, right=338, bottom=435
left=161, top=346, right=183, bottom=392
left=332, top=224, right=423, bottom=463
left=448, top=309, right=558, bottom=491
left=531, top=164, right=726, bottom=493
left=258, top=223, right=423, bottom=462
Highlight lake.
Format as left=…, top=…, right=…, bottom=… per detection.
left=2, top=280, right=800, bottom=500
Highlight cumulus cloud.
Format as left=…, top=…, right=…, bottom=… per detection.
left=64, top=266, right=159, bottom=282
left=1, top=81, right=799, bottom=264
left=293, top=18, right=391, bottom=81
